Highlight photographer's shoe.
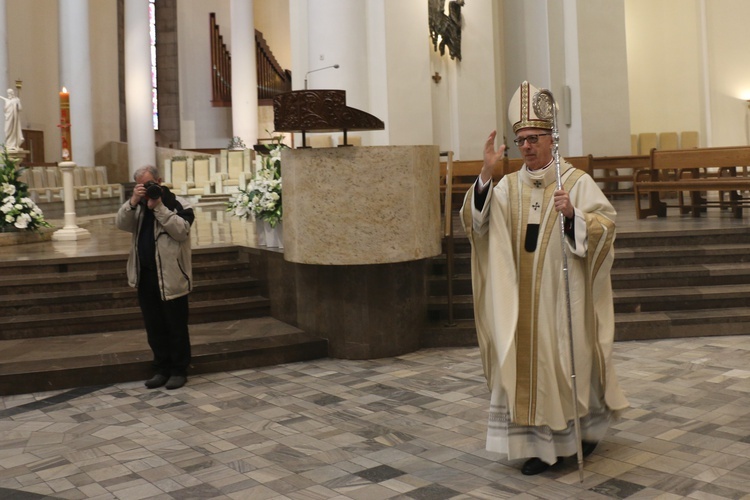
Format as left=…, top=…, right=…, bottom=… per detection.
left=144, top=374, right=169, bottom=389
left=165, top=375, right=187, bottom=390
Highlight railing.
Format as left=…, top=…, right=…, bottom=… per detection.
left=209, top=13, right=292, bottom=107
left=441, top=151, right=456, bottom=327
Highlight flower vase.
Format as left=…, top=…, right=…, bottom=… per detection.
left=264, top=221, right=283, bottom=249
left=255, top=219, right=266, bottom=247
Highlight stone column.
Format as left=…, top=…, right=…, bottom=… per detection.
left=59, top=0, right=95, bottom=166
left=230, top=0, right=258, bottom=146
left=0, top=0, right=8, bottom=140
left=124, top=0, right=156, bottom=177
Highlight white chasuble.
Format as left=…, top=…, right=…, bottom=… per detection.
left=460, top=160, right=629, bottom=464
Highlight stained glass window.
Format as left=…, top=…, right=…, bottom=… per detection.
left=149, top=0, right=158, bottom=130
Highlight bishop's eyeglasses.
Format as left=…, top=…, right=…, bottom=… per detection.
left=513, top=133, right=552, bottom=147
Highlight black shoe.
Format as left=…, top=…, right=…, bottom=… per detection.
left=165, top=375, right=187, bottom=390
left=582, top=441, right=598, bottom=457
left=145, top=374, right=169, bottom=389
left=521, top=457, right=561, bottom=476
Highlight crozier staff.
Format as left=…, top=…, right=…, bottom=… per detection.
left=461, top=81, right=629, bottom=476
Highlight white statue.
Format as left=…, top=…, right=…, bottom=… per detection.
left=0, top=89, right=23, bottom=151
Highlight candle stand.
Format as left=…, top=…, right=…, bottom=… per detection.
left=52, top=161, right=90, bottom=241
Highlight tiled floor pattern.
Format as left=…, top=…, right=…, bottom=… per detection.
left=1, top=336, right=750, bottom=499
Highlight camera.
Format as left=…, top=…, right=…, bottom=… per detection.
left=143, top=180, right=162, bottom=199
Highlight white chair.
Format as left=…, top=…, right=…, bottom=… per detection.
left=638, top=133, right=658, bottom=155
left=164, top=158, right=189, bottom=194
left=216, top=149, right=252, bottom=193
left=94, top=166, right=123, bottom=200
left=81, top=167, right=104, bottom=198
left=659, top=132, right=679, bottom=151
left=29, top=167, right=54, bottom=203
left=69, top=167, right=94, bottom=200
left=184, top=156, right=216, bottom=196
left=680, top=131, right=699, bottom=149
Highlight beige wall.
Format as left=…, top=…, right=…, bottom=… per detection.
left=7, top=0, right=119, bottom=164
left=625, top=0, right=750, bottom=148
left=705, top=0, right=750, bottom=147
left=8, top=0, right=59, bottom=162
left=625, top=0, right=704, bottom=144
left=254, top=0, right=291, bottom=70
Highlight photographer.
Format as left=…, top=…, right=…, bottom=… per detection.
left=116, top=165, right=195, bottom=390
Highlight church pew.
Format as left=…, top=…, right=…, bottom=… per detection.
left=588, top=154, right=649, bottom=198
left=633, top=145, right=750, bottom=218
left=439, top=155, right=592, bottom=212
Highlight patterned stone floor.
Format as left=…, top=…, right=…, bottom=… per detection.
left=2, top=335, right=750, bottom=499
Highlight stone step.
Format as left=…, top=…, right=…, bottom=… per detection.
left=429, top=260, right=750, bottom=293
left=430, top=242, right=750, bottom=283
left=615, top=228, right=750, bottom=248
left=0, top=295, right=271, bottom=340
left=0, top=246, right=248, bottom=276
left=614, top=283, right=750, bottom=313
left=428, top=273, right=473, bottom=296
left=422, top=319, right=478, bottom=348
left=430, top=281, right=750, bottom=319
left=614, top=307, right=750, bottom=341
left=0, top=261, right=256, bottom=294
left=0, top=316, right=328, bottom=396
left=427, top=306, right=750, bottom=345
left=427, top=295, right=476, bottom=322
left=441, top=230, right=750, bottom=254
left=0, top=276, right=261, bottom=315
left=611, top=263, right=750, bottom=289
left=614, top=244, right=750, bottom=269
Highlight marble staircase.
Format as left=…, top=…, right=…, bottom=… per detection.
left=425, top=225, right=750, bottom=345
left=0, top=246, right=327, bottom=395
left=0, top=247, right=266, bottom=339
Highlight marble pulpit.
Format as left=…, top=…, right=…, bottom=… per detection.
left=269, top=145, right=441, bottom=359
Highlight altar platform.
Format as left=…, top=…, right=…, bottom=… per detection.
left=1, top=197, right=750, bottom=397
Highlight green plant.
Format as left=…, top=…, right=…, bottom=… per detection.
left=227, top=139, right=285, bottom=227
left=0, top=148, right=50, bottom=231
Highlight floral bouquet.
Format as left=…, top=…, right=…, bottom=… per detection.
left=227, top=137, right=286, bottom=228
left=0, top=149, right=50, bottom=232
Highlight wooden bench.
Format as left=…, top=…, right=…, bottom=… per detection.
left=588, top=154, right=649, bottom=198
left=439, top=155, right=592, bottom=212
left=633, top=146, right=750, bottom=219
left=439, top=159, right=500, bottom=212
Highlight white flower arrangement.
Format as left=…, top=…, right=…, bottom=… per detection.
left=228, top=137, right=286, bottom=228
left=0, top=149, right=50, bottom=232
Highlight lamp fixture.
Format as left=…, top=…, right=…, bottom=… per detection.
left=304, top=64, right=340, bottom=90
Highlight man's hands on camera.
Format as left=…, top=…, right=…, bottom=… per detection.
left=130, top=182, right=163, bottom=210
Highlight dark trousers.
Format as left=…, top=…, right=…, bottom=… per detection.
left=137, top=268, right=191, bottom=377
